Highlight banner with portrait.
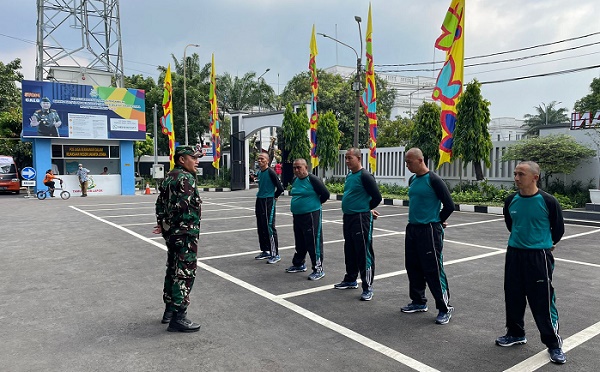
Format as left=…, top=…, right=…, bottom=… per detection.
left=21, top=80, right=146, bottom=140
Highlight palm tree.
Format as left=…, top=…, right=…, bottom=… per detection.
left=217, top=72, right=275, bottom=116
left=523, top=101, right=570, bottom=136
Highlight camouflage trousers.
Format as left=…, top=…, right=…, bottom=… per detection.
left=163, top=233, right=198, bottom=312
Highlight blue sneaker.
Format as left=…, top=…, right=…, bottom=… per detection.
left=435, top=306, right=454, bottom=324
left=548, top=348, right=566, bottom=364
left=286, top=264, right=307, bottom=273
left=267, top=255, right=281, bottom=264
left=495, top=335, right=527, bottom=347
left=255, top=251, right=271, bottom=260
left=308, top=271, right=325, bottom=281
left=334, top=281, right=359, bottom=289
left=360, top=290, right=373, bottom=301
left=400, top=303, right=428, bottom=313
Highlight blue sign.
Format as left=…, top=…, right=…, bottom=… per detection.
left=21, top=80, right=146, bottom=140
left=22, top=167, right=36, bottom=180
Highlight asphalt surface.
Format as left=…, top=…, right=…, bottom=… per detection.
left=1, top=189, right=599, bottom=372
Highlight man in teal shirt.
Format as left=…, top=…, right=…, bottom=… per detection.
left=401, top=148, right=455, bottom=325
left=286, top=158, right=330, bottom=280
left=496, top=161, right=566, bottom=365
left=334, top=148, right=382, bottom=301
left=254, top=153, right=284, bottom=264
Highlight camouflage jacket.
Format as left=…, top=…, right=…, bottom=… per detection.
left=155, top=165, right=201, bottom=236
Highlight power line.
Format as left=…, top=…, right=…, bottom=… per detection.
left=478, top=64, right=600, bottom=85
left=0, top=32, right=162, bottom=75
left=0, top=32, right=36, bottom=45
left=376, top=30, right=600, bottom=67
left=377, top=48, right=600, bottom=74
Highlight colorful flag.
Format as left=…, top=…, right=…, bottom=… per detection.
left=309, top=24, right=319, bottom=169
left=432, top=0, right=465, bottom=167
left=161, top=64, right=175, bottom=170
left=360, top=3, right=377, bottom=173
left=209, top=53, right=221, bottom=169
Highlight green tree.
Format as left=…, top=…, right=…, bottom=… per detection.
left=522, top=101, right=570, bottom=136
left=453, top=79, right=493, bottom=180
left=407, top=101, right=442, bottom=164
left=502, top=134, right=595, bottom=187
left=0, top=58, right=23, bottom=112
left=281, top=70, right=395, bottom=149
left=217, top=71, right=275, bottom=113
left=0, top=107, right=32, bottom=168
left=315, top=110, right=341, bottom=172
left=377, top=116, right=414, bottom=147
left=573, top=77, right=600, bottom=114
left=134, top=134, right=155, bottom=175
left=281, top=104, right=310, bottom=161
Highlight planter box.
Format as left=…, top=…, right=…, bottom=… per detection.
left=590, top=189, right=600, bottom=204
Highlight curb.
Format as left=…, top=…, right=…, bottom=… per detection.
left=272, top=191, right=600, bottom=226
left=199, top=187, right=231, bottom=192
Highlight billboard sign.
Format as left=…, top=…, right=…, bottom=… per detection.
left=21, top=80, right=146, bottom=140
left=571, top=111, right=600, bottom=130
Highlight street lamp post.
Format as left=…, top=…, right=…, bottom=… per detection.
left=183, top=43, right=199, bottom=145
left=408, top=86, right=426, bottom=118
left=318, top=16, right=363, bottom=148
left=542, top=101, right=562, bottom=126
left=257, top=68, right=270, bottom=113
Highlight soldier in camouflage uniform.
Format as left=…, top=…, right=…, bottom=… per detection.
left=29, top=97, right=62, bottom=137
left=154, top=145, right=203, bottom=332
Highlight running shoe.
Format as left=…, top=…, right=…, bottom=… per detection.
left=495, top=335, right=527, bottom=347
left=333, top=281, right=359, bottom=289
left=308, top=271, right=325, bottom=281
left=285, top=264, right=307, bottom=273
left=400, top=303, right=428, bottom=313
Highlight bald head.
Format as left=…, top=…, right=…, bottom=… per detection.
left=406, top=148, right=424, bottom=160
left=405, top=147, right=428, bottom=175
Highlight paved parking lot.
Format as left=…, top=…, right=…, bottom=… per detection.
left=2, top=189, right=599, bottom=371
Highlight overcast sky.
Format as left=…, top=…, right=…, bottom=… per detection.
left=2, top=0, right=599, bottom=120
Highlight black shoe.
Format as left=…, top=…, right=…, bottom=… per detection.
left=167, top=310, right=201, bottom=332
left=548, top=348, right=566, bottom=364
left=161, top=309, right=173, bottom=324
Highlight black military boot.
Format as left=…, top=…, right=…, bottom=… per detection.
left=167, top=310, right=201, bottom=332
left=161, top=308, right=173, bottom=324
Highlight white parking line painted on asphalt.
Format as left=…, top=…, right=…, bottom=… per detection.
left=376, top=213, right=408, bottom=218
left=96, top=213, right=155, bottom=218
left=84, top=206, right=155, bottom=211
left=560, top=227, right=600, bottom=239
left=504, top=320, right=600, bottom=372
left=554, top=257, right=600, bottom=268
left=446, top=218, right=505, bottom=227
left=198, top=261, right=442, bottom=372
left=278, top=250, right=506, bottom=299
left=77, top=201, right=156, bottom=207
left=72, top=204, right=440, bottom=372
left=198, top=232, right=403, bottom=261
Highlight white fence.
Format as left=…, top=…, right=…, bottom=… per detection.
left=326, top=142, right=522, bottom=188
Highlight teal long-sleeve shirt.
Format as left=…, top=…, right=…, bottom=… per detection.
left=408, top=171, right=454, bottom=224
left=341, top=168, right=382, bottom=214
left=290, top=173, right=330, bottom=214
left=503, top=190, right=564, bottom=249
left=256, top=167, right=284, bottom=198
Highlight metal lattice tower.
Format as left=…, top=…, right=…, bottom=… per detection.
left=36, top=0, right=124, bottom=87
